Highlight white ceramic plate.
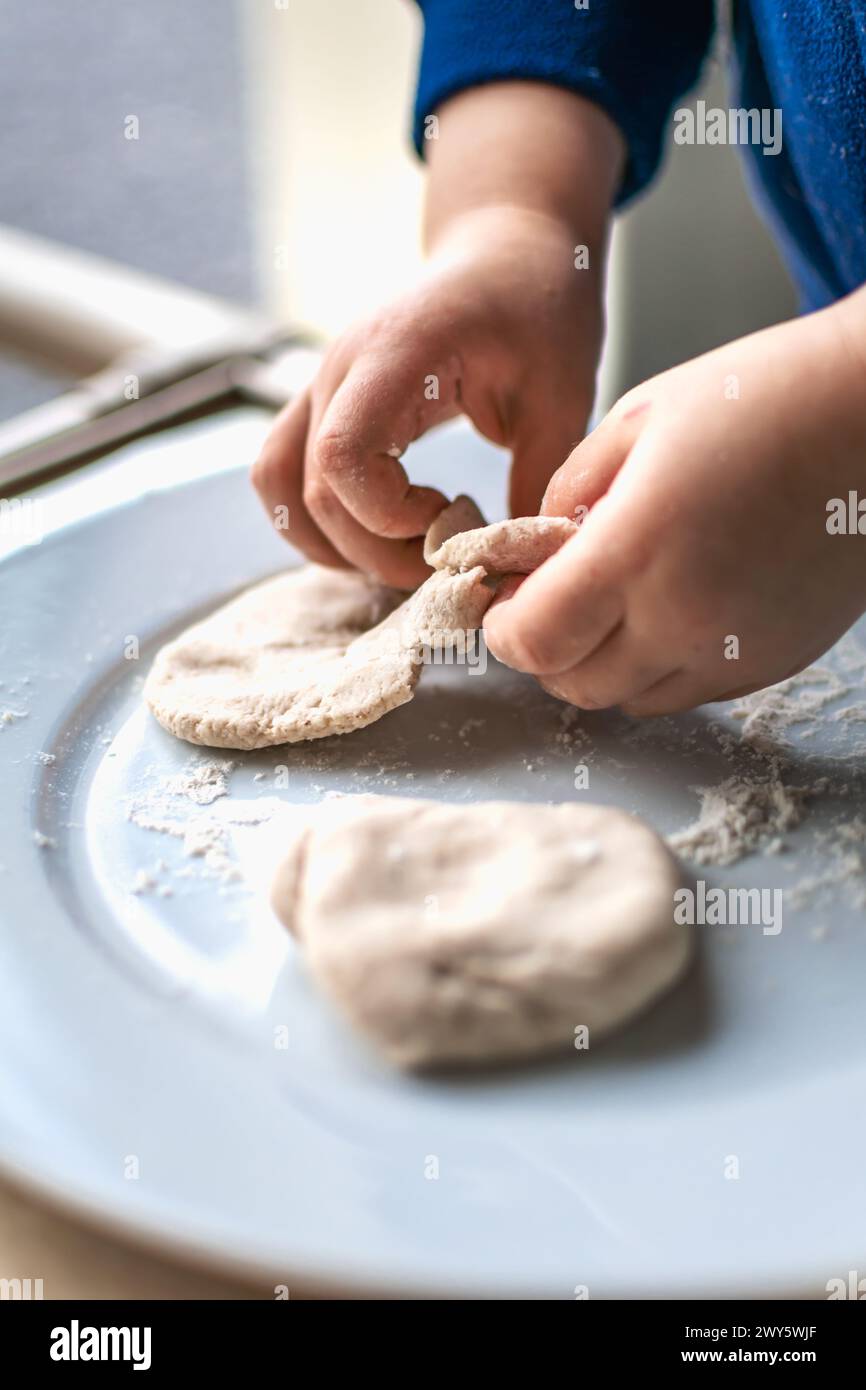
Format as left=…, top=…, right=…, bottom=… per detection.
left=2, top=411, right=865, bottom=1298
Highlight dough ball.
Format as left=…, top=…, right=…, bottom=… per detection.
left=272, top=794, right=691, bottom=1069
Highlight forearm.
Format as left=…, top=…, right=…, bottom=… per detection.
left=422, top=82, right=625, bottom=259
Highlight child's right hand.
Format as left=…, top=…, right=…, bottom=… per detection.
left=483, top=294, right=866, bottom=715
left=252, top=83, right=624, bottom=589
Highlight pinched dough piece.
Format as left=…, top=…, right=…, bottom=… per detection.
left=272, top=794, right=690, bottom=1068
left=145, top=562, right=492, bottom=749
left=428, top=512, right=578, bottom=575
left=422, top=494, right=486, bottom=564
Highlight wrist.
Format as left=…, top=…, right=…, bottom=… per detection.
left=422, top=81, right=623, bottom=262
left=427, top=203, right=583, bottom=264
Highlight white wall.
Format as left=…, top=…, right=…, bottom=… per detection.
left=242, top=0, right=425, bottom=336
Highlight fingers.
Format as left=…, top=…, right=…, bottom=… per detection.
left=254, top=339, right=460, bottom=586
left=540, top=393, right=650, bottom=519
left=302, top=477, right=430, bottom=589
left=300, top=340, right=466, bottom=586
left=483, top=513, right=626, bottom=675
left=309, top=354, right=453, bottom=539
left=253, top=378, right=441, bottom=589
left=508, top=407, right=584, bottom=519
left=620, top=663, right=781, bottom=716
left=251, top=390, right=348, bottom=569
left=620, top=670, right=713, bottom=717
left=537, top=625, right=677, bottom=711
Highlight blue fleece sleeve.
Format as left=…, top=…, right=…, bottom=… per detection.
left=413, top=0, right=715, bottom=205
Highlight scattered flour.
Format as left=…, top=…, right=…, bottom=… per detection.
left=547, top=704, right=595, bottom=760
left=670, top=648, right=866, bottom=904
left=669, top=769, right=814, bottom=867
left=832, top=705, right=866, bottom=725
left=161, top=758, right=235, bottom=805
left=131, top=867, right=158, bottom=895
left=0, top=707, right=27, bottom=728
left=125, top=757, right=278, bottom=886
left=729, top=666, right=849, bottom=748
left=787, top=816, right=866, bottom=910
left=130, top=858, right=174, bottom=897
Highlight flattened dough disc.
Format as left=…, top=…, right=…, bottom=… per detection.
left=272, top=794, right=691, bottom=1069
left=144, top=562, right=491, bottom=749
left=145, top=506, right=577, bottom=750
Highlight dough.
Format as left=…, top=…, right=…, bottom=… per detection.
left=145, top=562, right=490, bottom=749
left=422, top=493, right=486, bottom=562
left=272, top=794, right=690, bottom=1068
left=146, top=502, right=576, bottom=749
left=426, top=503, right=578, bottom=576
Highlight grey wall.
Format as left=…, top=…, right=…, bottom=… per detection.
left=1, top=9, right=799, bottom=429
left=0, top=0, right=253, bottom=420
left=601, top=62, right=797, bottom=406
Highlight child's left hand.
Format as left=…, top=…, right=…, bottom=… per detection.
left=483, top=291, right=866, bottom=715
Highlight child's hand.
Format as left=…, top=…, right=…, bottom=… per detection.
left=252, top=83, right=624, bottom=589
left=253, top=211, right=602, bottom=588
left=484, top=294, right=866, bottom=714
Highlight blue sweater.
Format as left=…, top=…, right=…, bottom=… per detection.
left=413, top=1, right=866, bottom=311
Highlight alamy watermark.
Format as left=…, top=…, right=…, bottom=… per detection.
left=388, top=625, right=489, bottom=675
left=50, top=1322, right=151, bottom=1370
left=826, top=491, right=866, bottom=535
left=674, top=100, right=782, bottom=157
left=674, top=881, right=782, bottom=936
left=826, top=1270, right=866, bottom=1299
left=416, top=629, right=487, bottom=675
left=1, top=1276, right=44, bottom=1299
